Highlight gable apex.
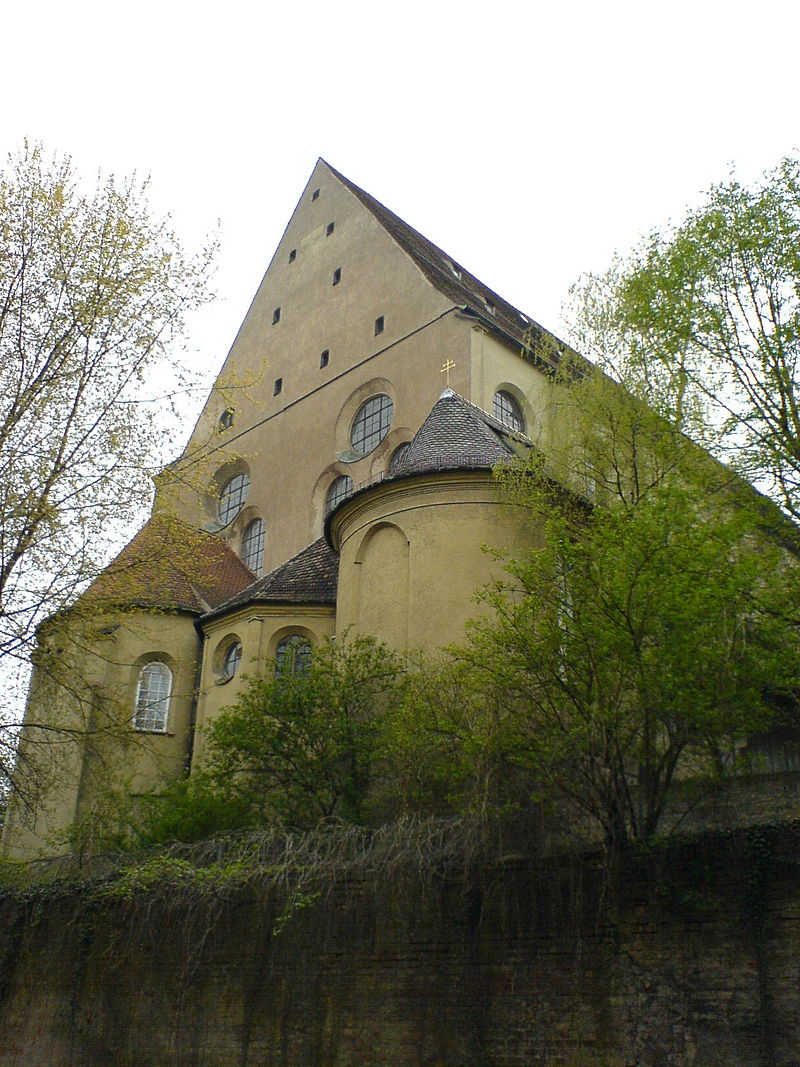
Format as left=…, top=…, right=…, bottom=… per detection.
left=322, top=162, right=568, bottom=368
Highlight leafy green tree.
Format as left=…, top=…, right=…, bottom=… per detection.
left=204, top=636, right=407, bottom=830
left=78, top=775, right=258, bottom=852
left=0, top=143, right=215, bottom=791
left=461, top=372, right=800, bottom=850
left=568, top=156, right=800, bottom=519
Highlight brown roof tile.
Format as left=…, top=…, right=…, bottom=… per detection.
left=84, top=516, right=255, bottom=614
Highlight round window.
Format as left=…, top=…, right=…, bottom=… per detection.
left=222, top=641, right=243, bottom=680
left=218, top=473, right=251, bottom=525
left=350, top=394, right=393, bottom=456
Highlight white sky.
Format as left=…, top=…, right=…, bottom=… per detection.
left=3, top=0, right=799, bottom=430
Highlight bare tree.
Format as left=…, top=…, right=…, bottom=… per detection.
left=0, top=143, right=215, bottom=795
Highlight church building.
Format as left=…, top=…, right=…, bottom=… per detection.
left=3, top=160, right=574, bottom=859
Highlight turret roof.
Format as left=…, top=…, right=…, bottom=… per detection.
left=389, top=389, right=532, bottom=478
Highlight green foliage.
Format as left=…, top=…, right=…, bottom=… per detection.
left=568, top=155, right=800, bottom=519
left=272, top=889, right=321, bottom=936
left=382, top=656, right=537, bottom=822
left=460, top=374, right=800, bottom=849
left=147, top=778, right=252, bottom=846
left=120, top=776, right=257, bottom=850
left=204, top=635, right=408, bottom=830
left=92, top=854, right=251, bottom=903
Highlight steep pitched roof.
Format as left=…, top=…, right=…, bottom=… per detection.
left=389, top=389, right=532, bottom=478
left=202, top=537, right=338, bottom=622
left=326, top=161, right=569, bottom=371
left=84, top=516, right=255, bottom=614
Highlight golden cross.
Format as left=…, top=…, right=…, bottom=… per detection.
left=440, top=359, right=455, bottom=386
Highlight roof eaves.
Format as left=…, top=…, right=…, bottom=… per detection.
left=323, top=462, right=501, bottom=548
left=324, top=162, right=579, bottom=374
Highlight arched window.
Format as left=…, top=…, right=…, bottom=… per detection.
left=133, top=661, right=172, bottom=732
left=241, top=519, right=265, bottom=574
left=218, top=473, right=250, bottom=525
left=325, top=475, right=354, bottom=515
left=350, top=394, right=393, bottom=455
left=222, top=641, right=243, bottom=680
left=389, top=442, right=411, bottom=474
left=275, top=634, right=312, bottom=679
left=492, top=390, right=525, bottom=433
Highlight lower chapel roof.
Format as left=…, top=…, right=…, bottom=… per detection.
left=85, top=515, right=255, bottom=614
left=202, top=538, right=338, bottom=622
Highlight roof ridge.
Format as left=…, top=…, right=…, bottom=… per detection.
left=324, top=163, right=568, bottom=369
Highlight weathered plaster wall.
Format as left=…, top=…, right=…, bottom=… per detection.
left=332, top=472, right=537, bottom=651
left=1, top=828, right=799, bottom=1065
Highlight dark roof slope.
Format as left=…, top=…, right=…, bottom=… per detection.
left=324, top=391, right=534, bottom=545
left=326, top=161, right=570, bottom=371
left=203, top=537, right=338, bottom=621
left=389, top=389, right=532, bottom=478
left=84, top=516, right=255, bottom=613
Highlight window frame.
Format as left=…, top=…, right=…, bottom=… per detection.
left=350, top=394, right=394, bottom=456
left=389, top=442, right=411, bottom=474
left=241, top=518, right=265, bottom=575
left=218, top=472, right=251, bottom=525
left=133, top=660, right=173, bottom=733
left=221, top=641, right=243, bottom=681
left=492, top=390, right=525, bottom=433
left=325, top=475, right=354, bottom=515
left=275, top=633, right=313, bottom=680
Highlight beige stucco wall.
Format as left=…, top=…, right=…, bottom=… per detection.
left=157, top=160, right=477, bottom=577
left=330, top=472, right=538, bottom=652
left=191, top=604, right=335, bottom=768
left=3, top=610, right=199, bottom=860
left=155, top=162, right=560, bottom=584
left=470, top=327, right=556, bottom=449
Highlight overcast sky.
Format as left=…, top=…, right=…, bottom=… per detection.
left=4, top=0, right=799, bottom=428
